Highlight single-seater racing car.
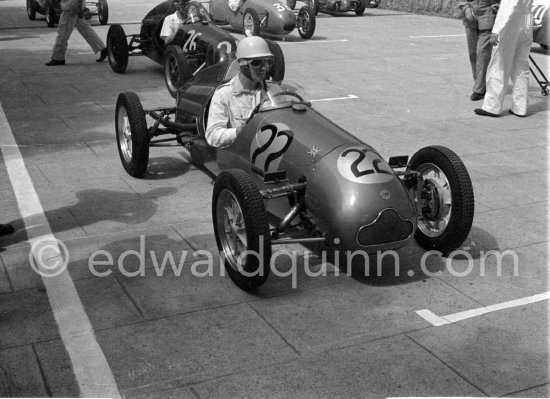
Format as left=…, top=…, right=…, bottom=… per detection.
left=114, top=60, right=475, bottom=290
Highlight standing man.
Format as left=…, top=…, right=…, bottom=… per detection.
left=475, top=0, right=534, bottom=117
left=458, top=0, right=501, bottom=101
left=205, top=36, right=273, bottom=148
left=45, top=0, right=107, bottom=66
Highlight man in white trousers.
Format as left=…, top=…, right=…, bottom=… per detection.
left=45, top=0, right=107, bottom=66
left=475, top=0, right=533, bottom=117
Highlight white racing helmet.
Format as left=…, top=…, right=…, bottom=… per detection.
left=236, top=36, right=273, bottom=65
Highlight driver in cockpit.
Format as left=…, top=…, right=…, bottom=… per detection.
left=160, top=0, right=192, bottom=45
left=205, top=36, right=273, bottom=148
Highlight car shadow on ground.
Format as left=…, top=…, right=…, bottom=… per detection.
left=0, top=187, right=177, bottom=248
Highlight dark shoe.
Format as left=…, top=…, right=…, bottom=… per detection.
left=508, top=109, right=526, bottom=118
left=0, top=224, right=14, bottom=236
left=96, top=48, right=107, bottom=62
left=474, top=108, right=499, bottom=117
left=45, top=59, right=65, bottom=66
left=470, top=92, right=485, bottom=101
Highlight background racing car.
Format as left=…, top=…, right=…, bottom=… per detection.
left=107, top=0, right=285, bottom=97
left=533, top=0, right=549, bottom=49
left=209, top=0, right=316, bottom=39
left=26, top=0, right=108, bottom=27
left=114, top=60, right=475, bottom=290
left=291, top=0, right=368, bottom=16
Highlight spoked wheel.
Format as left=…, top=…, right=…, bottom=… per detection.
left=265, top=39, right=285, bottom=82
left=408, top=146, right=474, bottom=255
left=45, top=0, right=57, bottom=27
left=27, top=0, right=37, bottom=20
left=243, top=8, right=261, bottom=36
left=164, top=45, right=191, bottom=98
left=297, top=6, right=315, bottom=39
left=213, top=169, right=271, bottom=290
left=107, top=24, right=129, bottom=73
left=97, top=0, right=109, bottom=25
left=310, top=0, right=320, bottom=15
left=115, top=92, right=150, bottom=178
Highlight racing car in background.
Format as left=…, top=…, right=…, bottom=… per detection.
left=289, top=0, right=368, bottom=16
left=26, top=0, right=108, bottom=27
left=114, top=59, right=475, bottom=290
left=533, top=0, right=549, bottom=49
left=107, top=0, right=285, bottom=97
left=209, top=0, right=316, bottom=39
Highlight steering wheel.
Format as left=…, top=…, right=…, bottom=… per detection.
left=270, top=90, right=305, bottom=102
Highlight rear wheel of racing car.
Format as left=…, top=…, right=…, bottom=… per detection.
left=355, top=0, right=367, bottom=15
left=97, top=0, right=109, bottom=25
left=310, top=0, right=320, bottom=15
left=286, top=0, right=296, bottom=10
left=45, top=0, right=57, bottom=27
left=107, top=24, right=129, bottom=73
left=164, top=45, right=192, bottom=99
left=27, top=0, right=37, bottom=20
left=409, top=146, right=474, bottom=255
left=297, top=6, right=315, bottom=40
left=115, top=92, right=150, bottom=178
left=213, top=169, right=272, bottom=290
left=265, top=39, right=285, bottom=82
left=243, top=8, right=261, bottom=37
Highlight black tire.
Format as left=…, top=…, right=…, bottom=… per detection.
left=45, top=0, right=56, bottom=27
left=164, top=45, right=192, bottom=98
left=310, top=0, right=320, bottom=15
left=97, top=0, right=109, bottom=25
left=297, top=6, right=315, bottom=40
left=243, top=8, right=261, bottom=37
left=408, top=146, right=474, bottom=255
left=115, top=92, right=150, bottom=178
left=541, top=44, right=549, bottom=50
left=213, top=169, right=271, bottom=290
left=286, top=0, right=296, bottom=10
left=355, top=0, right=366, bottom=15
left=27, top=0, right=37, bottom=20
left=265, top=39, right=285, bottom=82
left=107, top=24, right=129, bottom=73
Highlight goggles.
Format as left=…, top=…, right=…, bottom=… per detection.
left=248, top=58, right=273, bottom=68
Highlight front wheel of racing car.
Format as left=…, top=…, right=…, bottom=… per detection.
left=297, top=6, right=316, bottom=39
left=213, top=169, right=272, bottom=291
left=45, top=0, right=57, bottom=27
left=27, top=0, right=37, bottom=20
left=309, top=0, right=320, bottom=15
left=355, top=0, right=367, bottom=15
left=107, top=24, right=129, bottom=74
left=164, top=45, right=192, bottom=99
left=408, top=145, right=474, bottom=255
left=265, top=39, right=285, bottom=82
left=243, top=8, right=261, bottom=37
left=97, top=0, right=109, bottom=25
left=115, top=92, right=150, bottom=178
left=286, top=0, right=296, bottom=9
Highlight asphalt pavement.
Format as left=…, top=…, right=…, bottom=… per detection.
left=0, top=0, right=548, bottom=397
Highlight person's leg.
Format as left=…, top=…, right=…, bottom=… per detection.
left=509, top=23, right=533, bottom=116
left=75, top=18, right=105, bottom=54
left=481, top=23, right=520, bottom=114
left=473, top=29, right=492, bottom=95
left=465, top=26, right=478, bottom=82
left=50, top=11, right=78, bottom=61
left=0, top=224, right=14, bottom=236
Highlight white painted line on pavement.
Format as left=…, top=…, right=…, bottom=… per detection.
left=279, top=39, right=349, bottom=44
left=417, top=291, right=550, bottom=326
left=311, top=94, right=359, bottom=102
left=0, top=104, right=121, bottom=399
left=409, top=34, right=466, bottom=38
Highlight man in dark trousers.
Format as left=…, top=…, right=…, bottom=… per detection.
left=0, top=224, right=14, bottom=236
left=458, top=0, right=501, bottom=101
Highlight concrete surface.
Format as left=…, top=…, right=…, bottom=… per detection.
left=0, top=0, right=548, bottom=398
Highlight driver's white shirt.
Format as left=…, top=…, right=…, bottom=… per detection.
left=160, top=12, right=186, bottom=39
left=205, top=75, right=264, bottom=148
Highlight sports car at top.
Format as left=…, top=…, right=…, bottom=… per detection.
left=26, top=0, right=108, bottom=27
left=114, top=60, right=475, bottom=290
left=106, top=0, right=285, bottom=98
left=209, top=0, right=316, bottom=39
